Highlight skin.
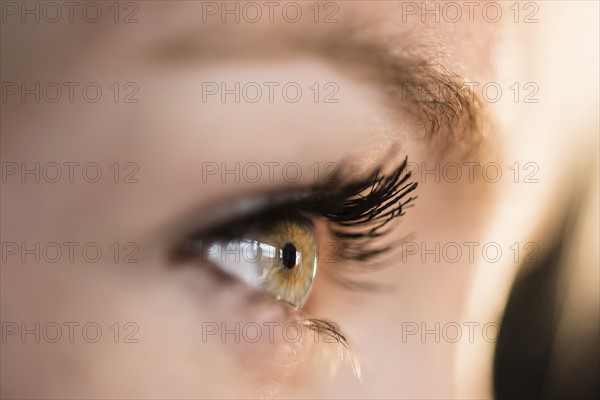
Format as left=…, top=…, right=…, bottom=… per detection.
left=1, top=1, right=598, bottom=399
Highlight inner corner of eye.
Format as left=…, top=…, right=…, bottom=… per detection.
left=191, top=216, right=320, bottom=308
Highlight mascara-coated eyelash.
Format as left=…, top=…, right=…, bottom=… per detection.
left=295, top=156, right=418, bottom=263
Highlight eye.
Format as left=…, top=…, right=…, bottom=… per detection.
left=171, top=157, right=417, bottom=379
left=202, top=216, right=318, bottom=308
left=175, top=157, right=417, bottom=310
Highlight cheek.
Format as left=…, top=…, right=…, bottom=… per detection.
left=1, top=256, right=314, bottom=398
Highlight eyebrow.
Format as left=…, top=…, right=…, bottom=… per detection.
left=149, top=22, right=488, bottom=158
left=296, top=31, right=489, bottom=158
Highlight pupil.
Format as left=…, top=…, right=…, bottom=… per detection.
left=281, top=243, right=297, bottom=269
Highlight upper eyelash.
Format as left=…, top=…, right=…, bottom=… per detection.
left=300, top=156, right=418, bottom=263
left=183, top=157, right=417, bottom=274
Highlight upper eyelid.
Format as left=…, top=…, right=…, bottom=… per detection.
left=164, top=186, right=331, bottom=261
left=177, top=189, right=321, bottom=240
left=164, top=163, right=354, bottom=245
left=195, top=208, right=314, bottom=243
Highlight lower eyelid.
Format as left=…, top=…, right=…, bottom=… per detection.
left=177, top=257, right=295, bottom=323
left=176, top=259, right=358, bottom=383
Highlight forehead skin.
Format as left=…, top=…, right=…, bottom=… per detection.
left=2, top=1, right=498, bottom=81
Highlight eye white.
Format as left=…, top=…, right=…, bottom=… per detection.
left=205, top=240, right=277, bottom=289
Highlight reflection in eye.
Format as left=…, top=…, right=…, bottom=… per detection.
left=203, top=217, right=318, bottom=308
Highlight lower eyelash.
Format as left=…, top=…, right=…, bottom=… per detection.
left=302, top=317, right=362, bottom=381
